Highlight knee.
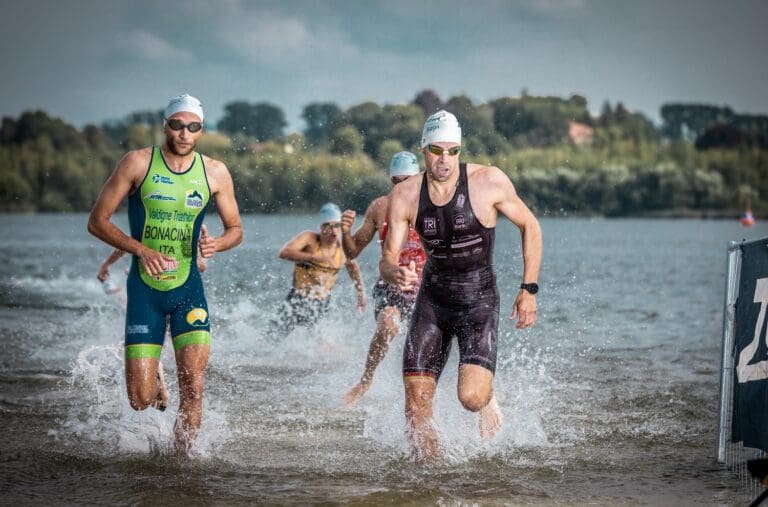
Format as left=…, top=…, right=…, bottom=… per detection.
left=458, top=389, right=491, bottom=413
left=127, top=387, right=153, bottom=411
left=378, top=308, right=401, bottom=338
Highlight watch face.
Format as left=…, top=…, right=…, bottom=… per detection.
left=522, top=283, right=539, bottom=295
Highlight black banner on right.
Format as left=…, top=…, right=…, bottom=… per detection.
left=733, top=237, right=768, bottom=452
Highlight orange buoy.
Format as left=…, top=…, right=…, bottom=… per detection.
left=740, top=209, right=755, bottom=227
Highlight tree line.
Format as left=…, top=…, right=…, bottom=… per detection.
left=1, top=90, right=766, bottom=216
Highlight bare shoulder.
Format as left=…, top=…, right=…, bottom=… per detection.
left=367, top=195, right=389, bottom=223
left=120, top=147, right=152, bottom=174
left=109, top=148, right=152, bottom=188
left=390, top=173, right=422, bottom=203
left=285, top=229, right=317, bottom=249
left=469, top=163, right=516, bottom=197
left=201, top=154, right=227, bottom=173
left=369, top=195, right=389, bottom=210
left=297, top=229, right=319, bottom=243
left=467, top=163, right=510, bottom=186
left=201, top=154, right=231, bottom=190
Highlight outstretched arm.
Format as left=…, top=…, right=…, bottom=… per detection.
left=493, top=168, right=542, bottom=328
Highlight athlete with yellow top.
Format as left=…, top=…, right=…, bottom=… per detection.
left=272, top=203, right=367, bottom=335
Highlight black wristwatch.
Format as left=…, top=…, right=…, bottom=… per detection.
left=520, top=283, right=539, bottom=295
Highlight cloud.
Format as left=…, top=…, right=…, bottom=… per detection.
left=203, top=3, right=358, bottom=66
left=116, top=30, right=195, bottom=62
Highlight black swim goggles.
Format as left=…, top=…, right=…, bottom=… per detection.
left=426, top=144, right=461, bottom=156
left=166, top=118, right=204, bottom=133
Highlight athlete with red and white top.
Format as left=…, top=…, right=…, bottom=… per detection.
left=340, top=152, right=426, bottom=406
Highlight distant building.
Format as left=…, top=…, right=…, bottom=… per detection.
left=568, top=121, right=594, bottom=146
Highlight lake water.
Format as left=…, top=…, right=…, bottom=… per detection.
left=1, top=213, right=767, bottom=505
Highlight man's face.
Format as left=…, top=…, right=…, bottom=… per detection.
left=422, top=142, right=461, bottom=182
left=320, top=221, right=342, bottom=240
left=164, top=112, right=203, bottom=156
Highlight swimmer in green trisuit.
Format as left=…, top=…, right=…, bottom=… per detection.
left=88, top=94, right=243, bottom=456
left=96, top=226, right=212, bottom=412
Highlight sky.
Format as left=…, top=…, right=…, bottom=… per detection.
left=1, top=0, right=766, bottom=132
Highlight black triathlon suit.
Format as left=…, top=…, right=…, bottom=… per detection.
left=404, top=163, right=500, bottom=380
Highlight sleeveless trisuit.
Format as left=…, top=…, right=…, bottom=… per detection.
left=124, top=147, right=211, bottom=359
left=404, top=163, right=500, bottom=379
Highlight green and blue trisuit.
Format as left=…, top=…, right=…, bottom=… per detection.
left=124, top=147, right=211, bottom=360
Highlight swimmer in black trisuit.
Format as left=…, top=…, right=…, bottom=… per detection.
left=380, top=110, right=542, bottom=461
left=88, top=94, right=243, bottom=456
left=340, top=152, right=427, bottom=406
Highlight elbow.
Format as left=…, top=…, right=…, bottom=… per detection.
left=233, top=228, right=244, bottom=247
left=87, top=214, right=101, bottom=238
left=521, top=216, right=542, bottom=237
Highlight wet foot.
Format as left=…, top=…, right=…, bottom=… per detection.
left=152, top=362, right=169, bottom=412
left=479, top=395, right=502, bottom=439
left=342, top=381, right=370, bottom=406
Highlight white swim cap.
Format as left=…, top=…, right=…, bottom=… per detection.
left=420, top=110, right=461, bottom=148
left=165, top=94, right=204, bottom=122
left=319, top=202, right=342, bottom=223
left=390, top=151, right=420, bottom=177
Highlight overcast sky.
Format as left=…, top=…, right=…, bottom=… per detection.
left=2, top=0, right=766, bottom=132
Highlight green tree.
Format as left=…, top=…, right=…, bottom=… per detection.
left=330, top=126, right=363, bottom=155
left=334, top=101, right=381, bottom=156
left=660, top=103, right=734, bottom=140
left=413, top=89, right=443, bottom=116
left=377, top=139, right=405, bottom=166
left=302, top=102, right=341, bottom=147
left=218, top=101, right=287, bottom=140
left=123, top=124, right=153, bottom=150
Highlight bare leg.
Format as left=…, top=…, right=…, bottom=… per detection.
left=457, top=364, right=501, bottom=439
left=173, top=344, right=210, bottom=456
left=125, top=357, right=164, bottom=411
left=152, top=362, right=169, bottom=411
left=479, top=395, right=502, bottom=440
left=404, top=376, right=440, bottom=462
left=343, top=307, right=401, bottom=406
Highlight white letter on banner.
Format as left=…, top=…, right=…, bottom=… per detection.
left=737, top=277, right=768, bottom=383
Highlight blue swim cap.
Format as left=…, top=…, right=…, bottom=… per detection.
left=390, top=151, right=420, bottom=177
left=319, top=202, right=342, bottom=223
